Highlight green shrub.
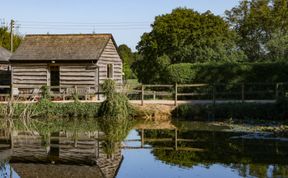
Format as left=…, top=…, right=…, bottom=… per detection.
left=97, top=79, right=134, bottom=156
left=172, top=99, right=288, bottom=120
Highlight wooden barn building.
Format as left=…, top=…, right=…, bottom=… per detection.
left=0, top=46, right=11, bottom=71
left=9, top=34, right=123, bottom=97
left=0, top=46, right=11, bottom=88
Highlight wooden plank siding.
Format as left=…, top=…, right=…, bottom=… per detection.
left=10, top=35, right=123, bottom=94
left=12, top=64, right=48, bottom=88
left=97, top=39, right=123, bottom=85
left=60, top=65, right=97, bottom=89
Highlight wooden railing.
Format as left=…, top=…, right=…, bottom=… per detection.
left=0, top=85, right=104, bottom=101
left=125, top=82, right=288, bottom=106
left=1, top=83, right=288, bottom=104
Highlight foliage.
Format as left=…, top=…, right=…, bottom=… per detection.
left=172, top=98, right=288, bottom=120
left=40, top=85, right=51, bottom=99
left=97, top=79, right=134, bottom=155
left=266, top=30, right=288, bottom=61
left=225, top=0, right=288, bottom=61
left=134, top=8, right=246, bottom=83
left=166, top=62, right=288, bottom=84
left=118, top=44, right=137, bottom=79
left=0, top=102, right=100, bottom=119
left=0, top=26, right=22, bottom=51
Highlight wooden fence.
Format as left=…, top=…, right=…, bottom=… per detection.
left=1, top=83, right=288, bottom=105
left=126, top=82, right=288, bottom=106
left=0, top=85, right=104, bottom=101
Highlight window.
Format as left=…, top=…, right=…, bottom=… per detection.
left=107, top=64, right=113, bottom=78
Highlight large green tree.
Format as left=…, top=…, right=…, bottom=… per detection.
left=133, top=8, right=246, bottom=83
left=225, top=0, right=288, bottom=61
left=0, top=26, right=22, bottom=52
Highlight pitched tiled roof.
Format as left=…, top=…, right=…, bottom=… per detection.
left=10, top=34, right=113, bottom=61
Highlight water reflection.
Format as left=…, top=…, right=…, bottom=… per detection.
left=0, top=118, right=125, bottom=178
left=0, top=119, right=288, bottom=178
left=129, top=121, right=288, bottom=178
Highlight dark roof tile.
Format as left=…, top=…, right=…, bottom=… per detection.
left=10, top=34, right=113, bottom=61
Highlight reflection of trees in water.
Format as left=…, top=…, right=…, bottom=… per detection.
left=144, top=129, right=288, bottom=177
left=231, top=164, right=288, bottom=178
left=97, top=117, right=133, bottom=157
left=97, top=79, right=135, bottom=157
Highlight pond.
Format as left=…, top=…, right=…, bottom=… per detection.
left=0, top=119, right=288, bottom=178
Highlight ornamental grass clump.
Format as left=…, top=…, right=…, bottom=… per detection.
left=97, top=79, right=134, bottom=156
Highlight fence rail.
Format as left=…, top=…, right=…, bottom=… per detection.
left=0, top=85, right=105, bottom=101
left=1, top=83, right=288, bottom=105
left=125, top=82, right=288, bottom=106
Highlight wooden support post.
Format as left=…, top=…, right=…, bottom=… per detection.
left=212, top=84, right=216, bottom=106
left=174, top=129, right=178, bottom=151
left=10, top=20, right=14, bottom=53
left=96, top=130, right=100, bottom=158
left=174, top=83, right=178, bottom=106
left=141, top=129, right=144, bottom=148
left=241, top=83, right=245, bottom=103
left=275, top=83, right=279, bottom=99
left=10, top=131, right=14, bottom=149
left=10, top=84, right=13, bottom=99
left=141, top=85, right=144, bottom=106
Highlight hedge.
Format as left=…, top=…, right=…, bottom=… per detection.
left=166, top=62, right=288, bottom=84
left=171, top=98, right=288, bottom=120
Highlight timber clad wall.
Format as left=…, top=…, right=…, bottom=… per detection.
left=98, top=39, right=122, bottom=85
left=12, top=64, right=48, bottom=88
left=60, top=65, right=97, bottom=88
left=9, top=34, right=123, bottom=93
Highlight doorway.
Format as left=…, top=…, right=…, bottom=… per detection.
left=49, top=66, right=60, bottom=91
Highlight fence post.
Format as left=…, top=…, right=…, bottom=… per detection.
left=174, top=83, right=178, bottom=106
left=141, top=129, right=144, bottom=148
left=212, top=84, right=216, bottom=106
left=141, top=85, right=144, bottom=106
left=174, top=128, right=178, bottom=151
left=153, top=91, right=156, bottom=100
left=10, top=84, right=13, bottom=99
left=241, top=83, right=245, bottom=103
left=275, top=83, right=279, bottom=99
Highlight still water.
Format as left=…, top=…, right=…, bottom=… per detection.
left=0, top=120, right=288, bottom=178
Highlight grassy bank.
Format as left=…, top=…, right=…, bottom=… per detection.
left=172, top=98, right=288, bottom=120
left=0, top=101, right=101, bottom=119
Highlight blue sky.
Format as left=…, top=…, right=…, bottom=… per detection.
left=1, top=0, right=240, bottom=51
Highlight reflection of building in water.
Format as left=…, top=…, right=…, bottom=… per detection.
left=0, top=130, right=123, bottom=178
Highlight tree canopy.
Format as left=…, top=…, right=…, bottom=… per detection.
left=225, top=0, right=288, bottom=61
left=118, top=44, right=136, bottom=79
left=133, top=8, right=246, bottom=83
left=0, top=26, right=22, bottom=52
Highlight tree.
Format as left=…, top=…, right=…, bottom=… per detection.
left=134, top=8, right=246, bottom=83
left=225, top=0, right=288, bottom=61
left=0, top=26, right=22, bottom=51
left=266, top=30, right=288, bottom=61
left=118, top=44, right=136, bottom=79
